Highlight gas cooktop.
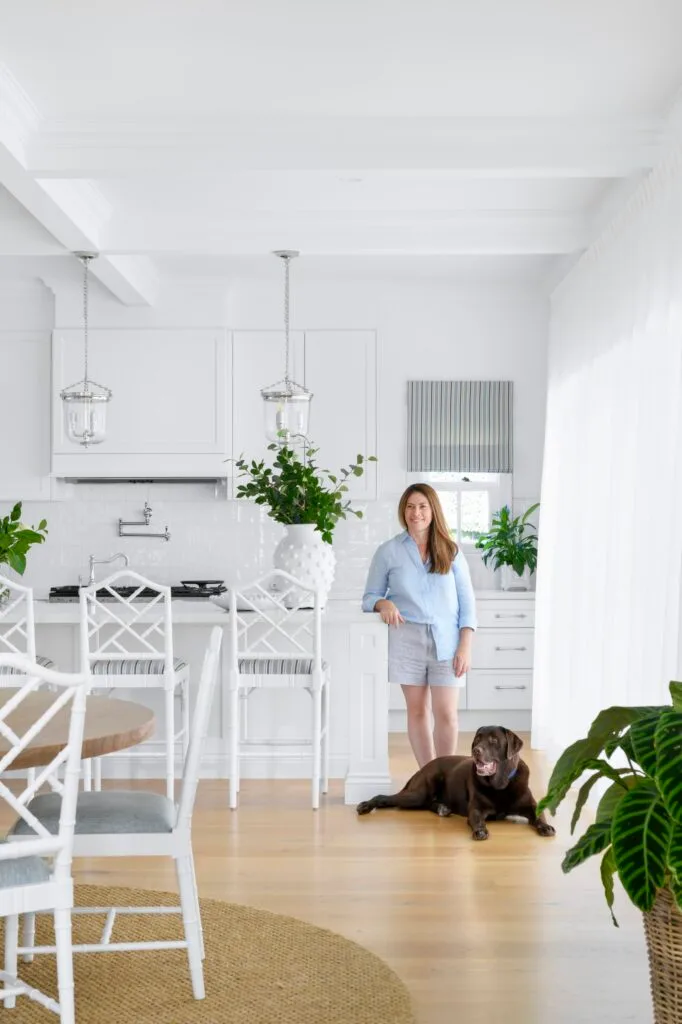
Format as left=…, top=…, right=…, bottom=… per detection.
left=48, top=582, right=227, bottom=603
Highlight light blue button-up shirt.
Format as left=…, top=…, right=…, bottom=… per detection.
left=362, top=532, right=477, bottom=661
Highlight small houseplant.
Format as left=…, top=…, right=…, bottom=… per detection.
left=474, top=502, right=539, bottom=590
left=233, top=442, right=376, bottom=603
left=0, top=502, right=48, bottom=577
left=537, top=681, right=682, bottom=1021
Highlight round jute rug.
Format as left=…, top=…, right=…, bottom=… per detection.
left=4, top=884, right=416, bottom=1024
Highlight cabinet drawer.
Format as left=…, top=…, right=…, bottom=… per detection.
left=475, top=631, right=534, bottom=670
left=477, top=601, right=535, bottom=629
left=467, top=672, right=532, bottom=710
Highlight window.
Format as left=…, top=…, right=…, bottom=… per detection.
left=406, top=472, right=512, bottom=547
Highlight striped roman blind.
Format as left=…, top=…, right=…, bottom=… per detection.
left=407, top=380, right=513, bottom=472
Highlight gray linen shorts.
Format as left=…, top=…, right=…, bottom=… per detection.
left=387, top=621, right=461, bottom=687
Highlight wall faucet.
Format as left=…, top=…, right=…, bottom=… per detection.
left=87, top=552, right=130, bottom=587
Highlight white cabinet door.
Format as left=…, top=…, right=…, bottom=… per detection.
left=0, top=333, right=51, bottom=499
left=231, top=330, right=304, bottom=481
left=303, top=331, right=377, bottom=500
left=52, top=329, right=228, bottom=477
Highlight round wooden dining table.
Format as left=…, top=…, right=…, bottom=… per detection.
left=0, top=689, right=156, bottom=770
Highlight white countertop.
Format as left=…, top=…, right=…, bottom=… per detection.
left=31, top=598, right=382, bottom=625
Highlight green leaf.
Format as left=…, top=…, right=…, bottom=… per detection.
left=670, top=681, right=682, bottom=712
left=562, top=820, right=613, bottom=873
left=630, top=714, right=660, bottom=776
left=611, top=779, right=672, bottom=912
left=570, top=764, right=638, bottom=834
left=10, top=503, right=21, bottom=522
left=6, top=550, right=26, bottom=575
left=667, top=821, right=682, bottom=885
left=538, top=739, right=622, bottom=816
left=600, top=846, right=619, bottom=926
left=655, top=710, right=682, bottom=823
left=597, top=777, right=641, bottom=823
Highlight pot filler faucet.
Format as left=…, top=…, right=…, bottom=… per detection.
left=87, top=552, right=129, bottom=587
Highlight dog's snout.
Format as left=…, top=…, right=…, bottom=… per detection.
left=472, top=745, right=482, bottom=757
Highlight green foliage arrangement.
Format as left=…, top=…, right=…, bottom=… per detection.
left=474, top=503, right=539, bottom=576
left=0, top=502, right=48, bottom=576
left=538, top=680, right=682, bottom=926
left=233, top=443, right=377, bottom=544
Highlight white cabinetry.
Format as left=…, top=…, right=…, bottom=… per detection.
left=388, top=592, right=535, bottom=731
left=51, top=329, right=228, bottom=478
left=466, top=593, right=534, bottom=715
left=303, top=331, right=377, bottom=500
left=0, top=333, right=51, bottom=500
left=231, top=330, right=304, bottom=476
left=230, top=329, right=377, bottom=500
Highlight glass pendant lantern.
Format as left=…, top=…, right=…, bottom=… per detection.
left=260, top=250, right=312, bottom=444
left=60, top=252, right=112, bottom=447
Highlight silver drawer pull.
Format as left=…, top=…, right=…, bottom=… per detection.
left=494, top=645, right=527, bottom=651
left=493, top=613, right=528, bottom=619
left=494, top=684, right=528, bottom=690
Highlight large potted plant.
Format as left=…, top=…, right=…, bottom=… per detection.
left=233, top=442, right=376, bottom=603
left=0, top=502, right=48, bottom=601
left=538, top=681, right=682, bottom=1022
left=474, top=502, right=539, bottom=590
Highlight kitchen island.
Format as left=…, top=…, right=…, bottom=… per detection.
left=21, top=598, right=391, bottom=806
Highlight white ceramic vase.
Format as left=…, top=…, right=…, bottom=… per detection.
left=272, top=524, right=336, bottom=606
left=499, top=565, right=531, bottom=591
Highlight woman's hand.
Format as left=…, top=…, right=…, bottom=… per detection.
left=374, top=599, right=405, bottom=627
left=454, top=630, right=473, bottom=677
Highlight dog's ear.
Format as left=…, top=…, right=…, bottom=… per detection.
left=504, top=728, right=523, bottom=759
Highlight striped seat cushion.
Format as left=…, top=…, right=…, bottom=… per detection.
left=0, top=653, right=55, bottom=676
left=91, top=656, right=187, bottom=676
left=238, top=657, right=327, bottom=675
left=0, top=839, right=51, bottom=890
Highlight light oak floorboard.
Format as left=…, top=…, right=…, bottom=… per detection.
left=5, top=735, right=651, bottom=1024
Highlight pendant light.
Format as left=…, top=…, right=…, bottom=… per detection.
left=260, top=250, right=312, bottom=444
left=60, top=252, right=112, bottom=447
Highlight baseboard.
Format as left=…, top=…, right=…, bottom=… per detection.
left=91, top=748, right=349, bottom=781
left=389, top=709, right=532, bottom=734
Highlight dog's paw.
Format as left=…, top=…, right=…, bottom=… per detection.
left=356, top=801, right=374, bottom=816
left=436, top=803, right=452, bottom=817
left=536, top=821, right=556, bottom=837
left=472, top=827, right=489, bottom=841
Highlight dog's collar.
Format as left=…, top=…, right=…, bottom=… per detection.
left=508, top=768, right=517, bottom=779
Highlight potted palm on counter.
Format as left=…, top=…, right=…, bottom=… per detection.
left=538, top=681, right=682, bottom=1023
left=474, top=502, right=539, bottom=590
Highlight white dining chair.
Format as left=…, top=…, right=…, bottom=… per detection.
left=0, top=653, right=89, bottom=1023
left=9, top=626, right=223, bottom=1002
left=79, top=569, right=190, bottom=799
left=228, top=570, right=330, bottom=810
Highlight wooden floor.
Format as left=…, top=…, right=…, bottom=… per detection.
left=62, top=736, right=650, bottom=1023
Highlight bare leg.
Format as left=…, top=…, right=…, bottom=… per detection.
left=401, top=684, right=435, bottom=767
left=430, top=686, right=460, bottom=757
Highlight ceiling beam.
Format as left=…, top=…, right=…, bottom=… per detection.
left=25, top=116, right=668, bottom=179
left=0, top=64, right=158, bottom=305
left=98, top=209, right=587, bottom=256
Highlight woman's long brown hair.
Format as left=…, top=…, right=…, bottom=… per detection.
left=398, top=484, right=458, bottom=575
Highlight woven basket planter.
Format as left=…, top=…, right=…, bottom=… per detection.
left=643, top=887, right=682, bottom=1023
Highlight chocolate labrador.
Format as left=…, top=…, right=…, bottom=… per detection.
left=356, top=725, right=556, bottom=841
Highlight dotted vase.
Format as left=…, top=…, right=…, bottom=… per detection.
left=272, top=524, right=336, bottom=606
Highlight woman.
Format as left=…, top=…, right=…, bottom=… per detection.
left=362, top=484, right=476, bottom=767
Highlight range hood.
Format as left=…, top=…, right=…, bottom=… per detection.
left=51, top=453, right=230, bottom=481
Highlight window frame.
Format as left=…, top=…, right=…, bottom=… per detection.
left=406, top=472, right=512, bottom=550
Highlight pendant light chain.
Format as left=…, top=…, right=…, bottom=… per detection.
left=283, top=253, right=290, bottom=387
left=82, top=255, right=90, bottom=389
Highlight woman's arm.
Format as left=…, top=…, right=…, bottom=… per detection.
left=362, top=546, right=389, bottom=613
left=453, top=552, right=477, bottom=676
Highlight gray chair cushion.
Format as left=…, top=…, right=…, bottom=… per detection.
left=91, top=657, right=187, bottom=676
left=0, top=840, right=50, bottom=889
left=9, top=791, right=175, bottom=837
left=0, top=654, right=55, bottom=676
left=237, top=657, right=327, bottom=674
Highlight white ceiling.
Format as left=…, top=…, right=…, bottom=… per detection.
left=0, top=0, right=681, bottom=299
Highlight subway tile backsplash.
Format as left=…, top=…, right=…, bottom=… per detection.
left=12, top=494, right=501, bottom=598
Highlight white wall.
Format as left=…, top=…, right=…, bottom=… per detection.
left=2, top=272, right=548, bottom=598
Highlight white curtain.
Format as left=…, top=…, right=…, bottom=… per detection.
left=532, top=149, right=682, bottom=758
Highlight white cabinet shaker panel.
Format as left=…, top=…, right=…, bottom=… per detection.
left=0, top=333, right=51, bottom=499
